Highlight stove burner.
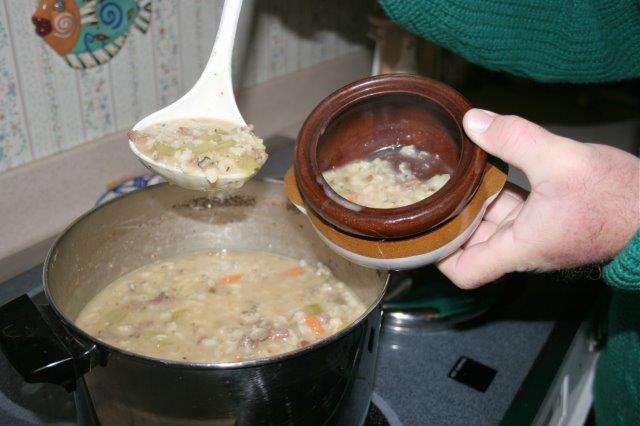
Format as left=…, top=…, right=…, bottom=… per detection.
left=382, top=267, right=503, bottom=332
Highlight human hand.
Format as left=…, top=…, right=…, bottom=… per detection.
left=438, top=109, right=640, bottom=289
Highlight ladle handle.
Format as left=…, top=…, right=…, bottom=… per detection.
left=0, top=295, right=99, bottom=392
left=205, top=0, right=244, bottom=80
left=184, top=0, right=245, bottom=124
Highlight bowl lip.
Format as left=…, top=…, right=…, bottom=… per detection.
left=295, top=73, right=487, bottom=238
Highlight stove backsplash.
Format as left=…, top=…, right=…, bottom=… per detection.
left=0, top=0, right=370, bottom=174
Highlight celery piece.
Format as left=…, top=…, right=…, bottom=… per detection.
left=185, top=140, right=216, bottom=155
left=304, top=303, right=323, bottom=315
left=185, top=139, right=235, bottom=155
left=141, top=330, right=157, bottom=340
left=170, top=308, right=188, bottom=322
left=155, top=339, right=172, bottom=348
left=105, top=308, right=127, bottom=324
left=154, top=142, right=176, bottom=157
left=236, top=154, right=258, bottom=171
left=196, top=133, right=223, bottom=143
left=213, top=140, right=235, bottom=150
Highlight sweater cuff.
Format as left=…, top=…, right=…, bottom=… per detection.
left=603, top=229, right=640, bottom=291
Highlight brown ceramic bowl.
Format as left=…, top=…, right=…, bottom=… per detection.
left=294, top=73, right=487, bottom=238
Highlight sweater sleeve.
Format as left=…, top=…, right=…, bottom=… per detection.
left=377, top=0, right=640, bottom=83
left=603, top=229, right=640, bottom=291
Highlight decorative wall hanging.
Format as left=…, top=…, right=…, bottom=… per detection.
left=32, top=0, right=152, bottom=69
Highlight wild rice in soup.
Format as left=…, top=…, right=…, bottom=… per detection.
left=322, top=145, right=450, bottom=209
left=75, top=250, right=366, bottom=363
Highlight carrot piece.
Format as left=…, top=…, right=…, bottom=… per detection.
left=305, top=314, right=325, bottom=336
left=282, top=266, right=305, bottom=277
left=217, top=273, right=243, bottom=284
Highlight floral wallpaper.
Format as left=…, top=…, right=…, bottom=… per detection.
left=0, top=2, right=30, bottom=171
left=152, top=0, right=182, bottom=108
left=40, top=44, right=63, bottom=150
left=0, top=0, right=369, bottom=173
left=79, top=67, right=116, bottom=140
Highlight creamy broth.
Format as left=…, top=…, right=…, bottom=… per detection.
left=75, top=251, right=366, bottom=363
left=129, top=118, right=267, bottom=184
left=322, top=145, right=450, bottom=209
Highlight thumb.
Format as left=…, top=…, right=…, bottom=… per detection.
left=463, top=109, right=567, bottom=182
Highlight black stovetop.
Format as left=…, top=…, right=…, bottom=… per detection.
left=0, top=264, right=600, bottom=425
left=0, top=143, right=602, bottom=425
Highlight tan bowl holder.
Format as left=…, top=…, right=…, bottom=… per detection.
left=284, top=160, right=508, bottom=259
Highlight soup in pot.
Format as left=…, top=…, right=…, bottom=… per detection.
left=75, top=250, right=366, bottom=363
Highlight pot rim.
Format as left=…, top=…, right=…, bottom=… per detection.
left=295, top=73, right=487, bottom=238
left=42, top=181, right=390, bottom=370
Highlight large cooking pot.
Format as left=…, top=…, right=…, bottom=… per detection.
left=0, top=181, right=389, bottom=425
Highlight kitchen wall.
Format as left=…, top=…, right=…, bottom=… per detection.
left=0, top=0, right=370, bottom=173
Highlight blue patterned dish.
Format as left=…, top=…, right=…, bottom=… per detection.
left=96, top=174, right=164, bottom=206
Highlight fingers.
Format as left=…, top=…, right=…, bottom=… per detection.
left=437, top=183, right=527, bottom=289
left=437, top=225, right=522, bottom=289
left=444, top=110, right=581, bottom=289
left=483, top=185, right=526, bottom=225
left=461, top=220, right=497, bottom=246
left=463, top=109, right=566, bottom=183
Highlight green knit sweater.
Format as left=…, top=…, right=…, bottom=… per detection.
left=595, top=230, right=640, bottom=425
left=377, top=0, right=640, bottom=83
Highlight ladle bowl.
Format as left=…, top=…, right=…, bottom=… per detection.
left=128, top=0, right=253, bottom=192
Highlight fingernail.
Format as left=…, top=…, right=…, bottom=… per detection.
left=464, top=109, right=497, bottom=134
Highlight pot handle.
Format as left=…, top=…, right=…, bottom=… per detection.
left=0, top=294, right=99, bottom=392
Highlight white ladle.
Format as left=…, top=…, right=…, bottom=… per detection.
left=129, top=0, right=252, bottom=191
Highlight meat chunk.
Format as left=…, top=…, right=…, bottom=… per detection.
left=127, top=130, right=149, bottom=144
left=269, top=327, right=290, bottom=340
left=150, top=292, right=170, bottom=304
